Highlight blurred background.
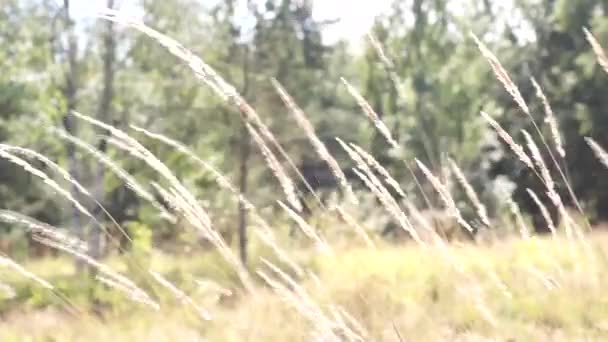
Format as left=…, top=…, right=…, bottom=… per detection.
left=1, top=1, right=608, bottom=338
left=2, top=0, right=606, bottom=256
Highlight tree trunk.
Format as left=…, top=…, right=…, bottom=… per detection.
left=90, top=0, right=116, bottom=261
left=61, top=0, right=84, bottom=271
left=237, top=36, right=251, bottom=266
left=237, top=121, right=250, bottom=266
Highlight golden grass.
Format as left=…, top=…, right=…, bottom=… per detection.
left=3, top=234, right=608, bottom=341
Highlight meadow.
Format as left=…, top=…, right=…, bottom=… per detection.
left=1, top=5, right=608, bottom=342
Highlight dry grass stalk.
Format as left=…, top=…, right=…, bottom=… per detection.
left=586, top=137, right=608, bottom=169
left=335, top=306, right=369, bottom=341
left=0, top=254, right=53, bottom=290
left=326, top=305, right=366, bottom=342
left=363, top=34, right=437, bottom=210
left=36, top=235, right=158, bottom=310
left=248, top=123, right=302, bottom=212
left=258, top=259, right=363, bottom=341
left=52, top=128, right=155, bottom=204
left=367, top=33, right=397, bottom=74
left=480, top=112, right=534, bottom=170
left=350, top=143, right=406, bottom=199
left=71, top=112, right=254, bottom=293
left=352, top=167, right=423, bottom=245
left=96, top=275, right=160, bottom=311
left=257, top=269, right=341, bottom=341
left=341, top=78, right=399, bottom=149
left=507, top=199, right=530, bottom=239
left=584, top=27, right=608, bottom=74
left=253, top=228, right=305, bottom=277
left=474, top=35, right=590, bottom=233
left=522, top=132, right=582, bottom=238
left=98, top=9, right=323, bottom=212
left=337, top=138, right=423, bottom=244
left=404, top=201, right=444, bottom=245
left=0, top=149, right=94, bottom=221
left=272, top=79, right=358, bottom=205
left=53, top=128, right=177, bottom=225
left=530, top=78, right=565, bottom=158
left=0, top=142, right=146, bottom=244
left=334, top=205, right=376, bottom=249
left=149, top=270, right=211, bottom=321
left=416, top=159, right=474, bottom=233
left=0, top=144, right=91, bottom=197
left=277, top=201, right=332, bottom=254
left=471, top=33, right=530, bottom=115
left=448, top=158, right=490, bottom=227
left=521, top=131, right=557, bottom=200
left=520, top=130, right=580, bottom=238
left=130, top=127, right=305, bottom=276
left=526, top=188, right=557, bottom=236
left=0, top=210, right=87, bottom=253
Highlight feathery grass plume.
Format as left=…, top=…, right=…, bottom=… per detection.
left=334, top=205, right=376, bottom=249
left=338, top=138, right=423, bottom=244
left=363, top=35, right=437, bottom=209
left=526, top=188, right=557, bottom=236
left=586, top=137, right=608, bottom=169
left=131, top=125, right=256, bottom=212
left=97, top=9, right=323, bottom=212
left=416, top=159, right=475, bottom=233
left=474, top=28, right=585, bottom=235
left=96, top=275, right=160, bottom=311
left=106, top=135, right=146, bottom=159
left=341, top=77, right=398, bottom=149
left=272, top=79, right=358, bottom=205
left=352, top=167, right=423, bottom=245
left=471, top=33, right=530, bottom=115
left=0, top=144, right=91, bottom=197
left=530, top=78, right=565, bottom=158
left=523, top=132, right=585, bottom=240
left=584, top=27, right=608, bottom=74
left=0, top=143, right=153, bottom=245
left=327, top=305, right=367, bottom=342
left=521, top=130, right=561, bottom=204
left=447, top=158, right=490, bottom=227
left=367, top=33, right=397, bottom=74
left=149, top=270, right=211, bottom=321
left=474, top=34, right=590, bottom=232
left=277, top=201, right=332, bottom=254
left=248, top=123, right=302, bottom=212
left=128, top=126, right=306, bottom=276
left=507, top=199, right=530, bottom=239
left=0, top=254, right=53, bottom=290
left=52, top=128, right=155, bottom=203
left=37, top=236, right=156, bottom=305
left=335, top=306, right=369, bottom=341
left=0, top=149, right=94, bottom=220
left=480, top=111, right=534, bottom=170
left=350, top=143, right=407, bottom=199
left=70, top=112, right=254, bottom=293
left=52, top=127, right=176, bottom=225
left=0, top=210, right=87, bottom=253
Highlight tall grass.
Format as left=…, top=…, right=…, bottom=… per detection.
left=1, top=7, right=608, bottom=342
